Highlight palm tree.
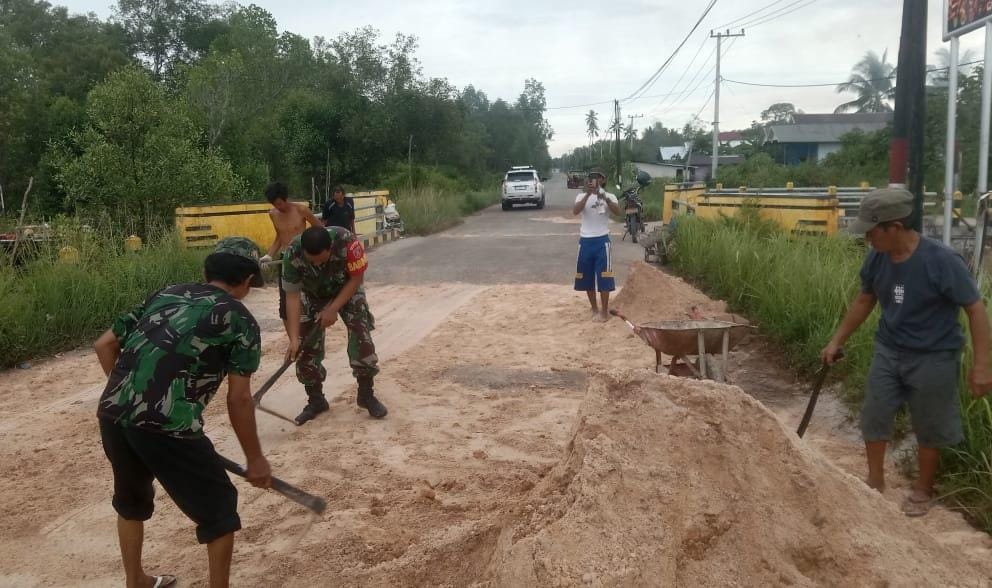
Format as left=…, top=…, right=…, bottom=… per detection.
left=834, top=50, right=895, bottom=113
left=929, top=46, right=978, bottom=86
left=585, top=110, right=599, bottom=145
left=624, top=123, right=636, bottom=148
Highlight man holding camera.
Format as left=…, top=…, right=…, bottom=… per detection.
left=573, top=169, right=620, bottom=322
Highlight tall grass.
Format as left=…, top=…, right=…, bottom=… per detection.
left=394, top=186, right=500, bottom=235
left=671, top=214, right=876, bottom=391
left=671, top=214, right=992, bottom=532
left=0, top=225, right=206, bottom=368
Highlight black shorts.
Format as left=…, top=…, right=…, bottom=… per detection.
left=278, top=264, right=287, bottom=321
left=99, top=419, right=241, bottom=544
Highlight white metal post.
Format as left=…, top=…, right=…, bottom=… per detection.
left=712, top=34, right=721, bottom=180
left=977, top=23, right=992, bottom=198
left=943, top=36, right=959, bottom=245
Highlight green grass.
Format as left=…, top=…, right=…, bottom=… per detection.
left=670, top=214, right=876, bottom=388
left=0, top=226, right=206, bottom=368
left=671, top=214, right=992, bottom=533
left=394, top=186, right=500, bottom=235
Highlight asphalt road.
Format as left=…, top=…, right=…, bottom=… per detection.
left=367, top=175, right=645, bottom=286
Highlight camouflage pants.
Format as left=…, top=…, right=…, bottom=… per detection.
left=295, top=289, right=379, bottom=387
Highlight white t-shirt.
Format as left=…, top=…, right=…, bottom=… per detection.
left=575, top=191, right=618, bottom=238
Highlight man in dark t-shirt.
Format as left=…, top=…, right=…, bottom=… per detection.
left=321, top=185, right=356, bottom=234
left=822, top=187, right=991, bottom=517
left=94, top=237, right=272, bottom=588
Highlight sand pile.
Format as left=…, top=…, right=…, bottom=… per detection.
left=477, top=371, right=989, bottom=587
left=612, top=262, right=735, bottom=323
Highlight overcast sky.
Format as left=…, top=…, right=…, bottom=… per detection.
left=58, top=0, right=987, bottom=156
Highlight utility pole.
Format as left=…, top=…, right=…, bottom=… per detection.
left=627, top=114, right=644, bottom=149
left=889, top=0, right=927, bottom=231
left=710, top=29, right=745, bottom=182
left=615, top=99, right=622, bottom=185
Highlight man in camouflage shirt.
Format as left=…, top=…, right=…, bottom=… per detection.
left=282, top=226, right=387, bottom=423
left=94, top=237, right=271, bottom=588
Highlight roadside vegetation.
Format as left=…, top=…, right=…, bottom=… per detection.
left=1, top=1, right=552, bottom=231
left=0, top=225, right=206, bottom=369
left=0, top=0, right=549, bottom=367
left=671, top=213, right=992, bottom=532
left=393, top=186, right=500, bottom=235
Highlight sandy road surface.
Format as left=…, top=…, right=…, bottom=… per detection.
left=2, top=177, right=991, bottom=586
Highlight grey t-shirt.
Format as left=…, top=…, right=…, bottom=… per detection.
left=860, top=236, right=980, bottom=351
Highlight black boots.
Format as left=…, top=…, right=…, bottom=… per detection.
left=295, top=385, right=329, bottom=425
left=295, top=380, right=387, bottom=423
left=356, top=377, right=388, bottom=418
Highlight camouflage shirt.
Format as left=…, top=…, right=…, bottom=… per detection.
left=97, top=283, right=261, bottom=438
left=281, top=227, right=368, bottom=301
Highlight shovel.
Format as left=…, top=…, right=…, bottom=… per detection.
left=253, top=322, right=327, bottom=425
left=796, top=349, right=844, bottom=438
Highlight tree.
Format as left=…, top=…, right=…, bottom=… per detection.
left=585, top=109, right=599, bottom=145
left=928, top=46, right=978, bottom=87
left=760, top=102, right=797, bottom=124
left=835, top=50, right=895, bottom=113
left=52, top=66, right=242, bottom=231
left=114, top=0, right=216, bottom=79
left=624, top=123, right=636, bottom=145
left=0, top=0, right=132, bottom=214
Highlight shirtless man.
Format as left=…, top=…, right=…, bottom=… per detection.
left=260, top=182, right=323, bottom=326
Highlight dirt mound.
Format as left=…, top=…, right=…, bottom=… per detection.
left=612, top=262, right=734, bottom=323
left=477, top=371, right=990, bottom=587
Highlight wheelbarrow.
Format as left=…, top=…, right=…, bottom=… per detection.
left=610, top=309, right=753, bottom=382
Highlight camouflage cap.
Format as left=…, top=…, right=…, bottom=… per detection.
left=849, top=187, right=914, bottom=234
left=212, top=237, right=264, bottom=287
left=587, top=168, right=607, bottom=180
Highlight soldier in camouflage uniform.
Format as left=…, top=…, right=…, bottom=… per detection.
left=94, top=237, right=272, bottom=588
left=282, top=226, right=387, bottom=423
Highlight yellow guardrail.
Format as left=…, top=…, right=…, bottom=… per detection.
left=667, top=186, right=839, bottom=235
left=175, top=191, right=392, bottom=250
left=663, top=183, right=706, bottom=224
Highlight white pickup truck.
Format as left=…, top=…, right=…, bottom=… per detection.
left=501, top=166, right=546, bottom=211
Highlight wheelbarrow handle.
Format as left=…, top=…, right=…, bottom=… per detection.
left=609, top=309, right=638, bottom=331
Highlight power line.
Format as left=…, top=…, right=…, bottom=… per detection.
left=622, top=0, right=719, bottom=102
left=738, top=0, right=819, bottom=30
left=713, top=0, right=790, bottom=30
left=721, top=58, right=985, bottom=89
left=693, top=88, right=717, bottom=120
left=653, top=37, right=739, bottom=118
left=647, top=34, right=711, bottom=114
left=543, top=86, right=716, bottom=112
left=646, top=44, right=719, bottom=115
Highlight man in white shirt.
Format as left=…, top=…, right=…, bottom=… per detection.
left=573, top=170, right=621, bottom=321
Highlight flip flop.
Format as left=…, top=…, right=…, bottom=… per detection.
left=152, top=575, right=177, bottom=588
left=901, top=494, right=933, bottom=517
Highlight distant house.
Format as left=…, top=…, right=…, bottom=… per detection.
left=718, top=131, right=744, bottom=148
left=635, top=153, right=743, bottom=183
left=659, top=144, right=689, bottom=162
left=688, top=153, right=744, bottom=182
left=768, top=113, right=892, bottom=165
left=635, top=161, right=696, bottom=183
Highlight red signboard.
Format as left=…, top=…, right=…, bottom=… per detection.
left=945, top=0, right=992, bottom=39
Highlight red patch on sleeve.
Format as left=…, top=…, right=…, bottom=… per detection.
left=346, top=239, right=368, bottom=276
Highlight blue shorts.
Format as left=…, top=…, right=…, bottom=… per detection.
left=574, top=235, right=615, bottom=292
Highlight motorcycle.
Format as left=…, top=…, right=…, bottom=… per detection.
left=383, top=201, right=405, bottom=234
left=619, top=170, right=651, bottom=243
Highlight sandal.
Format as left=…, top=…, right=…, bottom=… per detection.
left=901, top=493, right=933, bottom=517
left=152, top=575, right=177, bottom=588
